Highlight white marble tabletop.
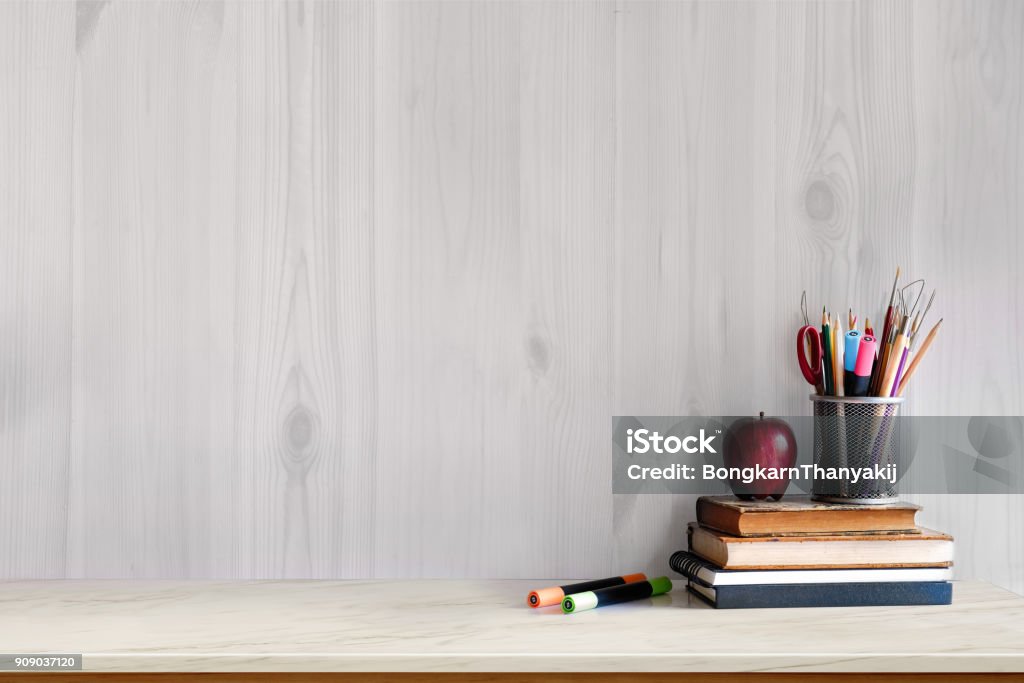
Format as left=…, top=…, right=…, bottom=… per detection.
left=0, top=580, right=1022, bottom=672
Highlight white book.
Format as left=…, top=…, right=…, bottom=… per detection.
left=671, top=550, right=953, bottom=587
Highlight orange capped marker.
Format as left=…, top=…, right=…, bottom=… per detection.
left=527, top=573, right=647, bottom=608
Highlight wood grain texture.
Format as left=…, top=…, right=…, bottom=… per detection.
left=903, top=0, right=1024, bottom=601
left=0, top=0, right=1021, bottom=590
left=227, top=0, right=377, bottom=579
left=517, top=0, right=616, bottom=578
left=67, top=1, right=224, bottom=577
left=373, top=0, right=526, bottom=577
left=612, top=0, right=780, bottom=578
left=0, top=1, right=75, bottom=578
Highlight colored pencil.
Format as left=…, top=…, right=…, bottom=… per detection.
left=896, top=319, right=943, bottom=396
left=879, top=314, right=911, bottom=397
left=822, top=310, right=833, bottom=395
left=891, top=345, right=911, bottom=397
left=872, top=267, right=901, bottom=394
left=799, top=277, right=938, bottom=399
left=833, top=317, right=845, bottom=396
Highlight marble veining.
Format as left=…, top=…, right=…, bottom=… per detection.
left=0, top=580, right=1022, bottom=672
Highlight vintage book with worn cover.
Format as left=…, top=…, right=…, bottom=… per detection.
left=696, top=495, right=921, bottom=537
left=687, top=522, right=954, bottom=570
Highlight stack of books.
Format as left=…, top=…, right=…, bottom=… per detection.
left=670, top=496, right=954, bottom=609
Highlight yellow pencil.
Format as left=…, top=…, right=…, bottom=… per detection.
left=875, top=311, right=904, bottom=395
left=896, top=319, right=943, bottom=396
left=879, top=314, right=912, bottom=397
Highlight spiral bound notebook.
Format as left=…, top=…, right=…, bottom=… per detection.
left=670, top=550, right=953, bottom=587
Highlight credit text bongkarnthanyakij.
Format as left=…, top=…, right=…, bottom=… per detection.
left=623, top=426, right=894, bottom=484
left=613, top=416, right=1024, bottom=494
left=627, top=462, right=897, bottom=486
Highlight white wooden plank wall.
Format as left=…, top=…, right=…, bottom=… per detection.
left=0, top=0, right=1021, bottom=593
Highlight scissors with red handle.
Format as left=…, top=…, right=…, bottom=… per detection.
left=796, top=325, right=823, bottom=392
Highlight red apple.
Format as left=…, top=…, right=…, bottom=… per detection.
left=722, top=411, right=798, bottom=501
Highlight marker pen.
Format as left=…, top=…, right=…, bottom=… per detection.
left=528, top=573, right=646, bottom=608
left=850, top=334, right=876, bottom=397
left=561, top=576, right=673, bottom=613
left=843, top=330, right=861, bottom=393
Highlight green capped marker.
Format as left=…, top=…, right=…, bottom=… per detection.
left=562, top=576, right=673, bottom=613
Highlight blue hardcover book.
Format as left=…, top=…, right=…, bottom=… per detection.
left=687, top=580, right=953, bottom=609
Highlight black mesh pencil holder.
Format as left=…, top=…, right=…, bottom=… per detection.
left=810, top=395, right=904, bottom=505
